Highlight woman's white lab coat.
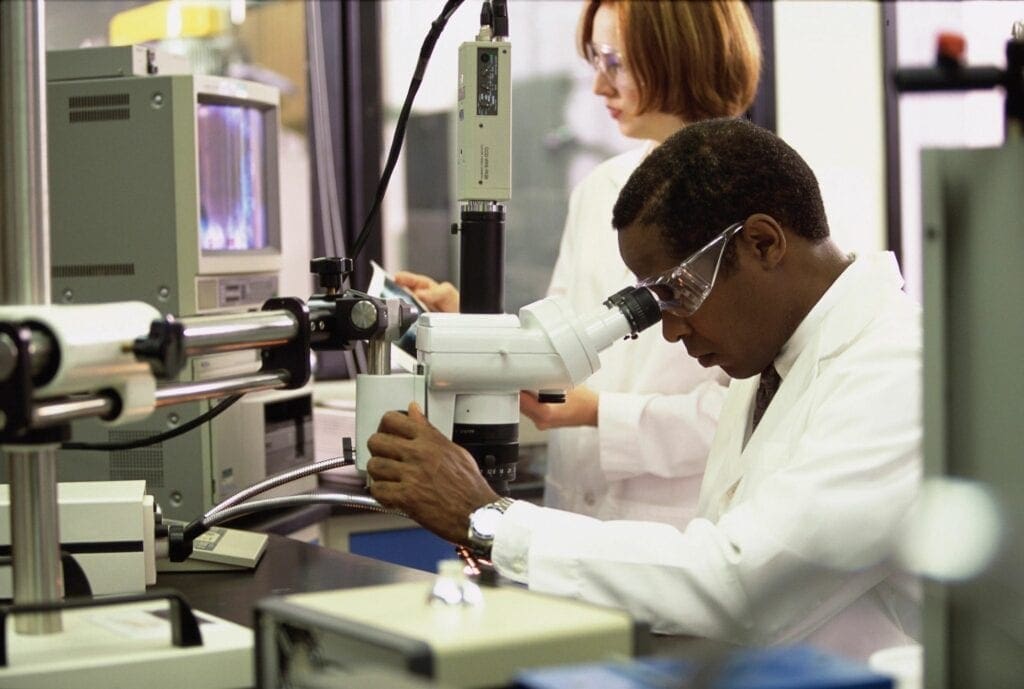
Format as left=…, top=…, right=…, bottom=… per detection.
left=545, top=146, right=728, bottom=528
left=495, top=253, right=922, bottom=661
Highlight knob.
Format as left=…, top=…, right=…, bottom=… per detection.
left=310, top=257, right=353, bottom=294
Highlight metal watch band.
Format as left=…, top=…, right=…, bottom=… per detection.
left=467, top=497, right=516, bottom=557
left=487, top=496, right=515, bottom=514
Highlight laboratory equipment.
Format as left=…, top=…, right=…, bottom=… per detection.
left=895, top=25, right=1024, bottom=689
left=0, top=481, right=156, bottom=597
left=0, top=282, right=408, bottom=684
left=26, top=44, right=315, bottom=521
left=46, top=45, right=282, bottom=306
left=918, top=129, right=1024, bottom=689
left=255, top=577, right=646, bottom=689
left=354, top=286, right=662, bottom=492
left=1, top=596, right=253, bottom=689
left=454, top=0, right=511, bottom=314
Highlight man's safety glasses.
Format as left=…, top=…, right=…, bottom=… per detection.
left=584, top=42, right=626, bottom=84
left=638, top=222, right=744, bottom=317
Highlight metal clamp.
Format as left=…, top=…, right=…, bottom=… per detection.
left=260, top=297, right=311, bottom=389
left=0, top=324, right=67, bottom=444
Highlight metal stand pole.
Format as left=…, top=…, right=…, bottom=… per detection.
left=1, top=0, right=64, bottom=633
left=367, top=338, right=391, bottom=375
left=8, top=448, right=63, bottom=633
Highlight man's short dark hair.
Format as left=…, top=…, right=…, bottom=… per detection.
left=612, top=118, right=829, bottom=261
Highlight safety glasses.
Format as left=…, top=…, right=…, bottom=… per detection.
left=584, top=41, right=626, bottom=84
left=638, top=222, right=744, bottom=317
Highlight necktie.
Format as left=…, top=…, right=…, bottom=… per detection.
left=751, top=364, right=781, bottom=431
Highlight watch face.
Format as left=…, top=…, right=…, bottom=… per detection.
left=472, top=507, right=503, bottom=540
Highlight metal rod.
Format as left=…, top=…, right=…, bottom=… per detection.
left=8, top=449, right=63, bottom=634
left=26, top=371, right=289, bottom=430
left=1, top=0, right=64, bottom=634
left=1, top=0, right=51, bottom=306
left=30, top=395, right=116, bottom=428
left=179, top=310, right=299, bottom=357
left=367, top=337, right=390, bottom=374
left=153, top=371, right=290, bottom=407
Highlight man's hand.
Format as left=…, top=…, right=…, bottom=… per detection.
left=394, top=271, right=460, bottom=313
left=519, top=387, right=599, bottom=430
left=367, top=403, right=500, bottom=544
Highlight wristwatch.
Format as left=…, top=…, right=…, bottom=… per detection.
left=466, top=497, right=515, bottom=558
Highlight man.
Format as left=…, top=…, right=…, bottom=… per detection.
left=367, top=119, right=921, bottom=660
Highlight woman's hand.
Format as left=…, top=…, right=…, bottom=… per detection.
left=394, top=271, right=460, bottom=313
left=519, top=387, right=599, bottom=430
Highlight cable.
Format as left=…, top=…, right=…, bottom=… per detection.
left=203, top=455, right=353, bottom=520
left=306, top=0, right=345, bottom=259
left=61, top=394, right=242, bottom=452
left=349, top=0, right=466, bottom=262
left=200, top=492, right=407, bottom=529
left=173, top=455, right=369, bottom=558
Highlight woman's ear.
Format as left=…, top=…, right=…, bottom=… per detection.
left=740, top=213, right=786, bottom=268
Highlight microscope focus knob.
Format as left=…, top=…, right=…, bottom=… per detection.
left=537, top=391, right=566, bottom=404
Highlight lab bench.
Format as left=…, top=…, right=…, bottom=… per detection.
left=154, top=533, right=432, bottom=628
left=152, top=531, right=714, bottom=687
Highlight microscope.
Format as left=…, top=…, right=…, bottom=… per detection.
left=354, top=287, right=661, bottom=493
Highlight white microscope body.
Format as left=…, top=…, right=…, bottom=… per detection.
left=354, top=287, right=660, bottom=487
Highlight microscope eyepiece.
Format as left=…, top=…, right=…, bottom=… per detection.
left=604, top=286, right=662, bottom=335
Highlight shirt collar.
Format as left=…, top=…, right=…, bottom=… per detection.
left=773, top=253, right=861, bottom=379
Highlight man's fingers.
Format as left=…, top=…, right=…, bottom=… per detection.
left=376, top=409, right=425, bottom=439
left=369, top=479, right=401, bottom=509
left=366, top=456, right=404, bottom=482
left=377, top=407, right=440, bottom=440
left=407, top=402, right=428, bottom=423
left=367, top=428, right=416, bottom=458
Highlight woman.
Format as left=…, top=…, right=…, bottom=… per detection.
left=397, top=0, right=761, bottom=529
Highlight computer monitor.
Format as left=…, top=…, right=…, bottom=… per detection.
left=46, top=46, right=282, bottom=315
left=194, top=93, right=281, bottom=279
left=36, top=46, right=314, bottom=522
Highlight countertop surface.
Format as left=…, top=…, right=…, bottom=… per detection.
left=155, top=533, right=431, bottom=627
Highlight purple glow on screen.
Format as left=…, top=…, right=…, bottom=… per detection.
left=197, top=103, right=269, bottom=252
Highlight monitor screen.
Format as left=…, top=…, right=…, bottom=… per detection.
left=196, top=101, right=271, bottom=252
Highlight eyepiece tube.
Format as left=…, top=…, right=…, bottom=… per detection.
left=577, top=286, right=661, bottom=353
left=605, top=286, right=662, bottom=333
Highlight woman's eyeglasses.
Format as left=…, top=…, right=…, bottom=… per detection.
left=584, top=42, right=626, bottom=84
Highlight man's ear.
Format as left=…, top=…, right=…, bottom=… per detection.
left=740, top=214, right=786, bottom=269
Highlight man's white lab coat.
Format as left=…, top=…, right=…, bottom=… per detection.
left=546, top=146, right=728, bottom=528
left=494, top=252, right=921, bottom=661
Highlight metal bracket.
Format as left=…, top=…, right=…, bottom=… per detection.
left=260, top=297, right=311, bottom=389
left=0, top=324, right=66, bottom=444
